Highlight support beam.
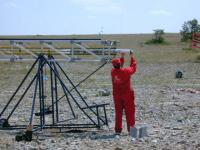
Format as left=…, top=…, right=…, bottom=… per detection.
left=107, top=41, right=114, bottom=57
left=43, top=43, right=71, bottom=59
left=0, top=51, right=6, bottom=56
left=4, top=49, right=20, bottom=59
left=13, top=43, right=37, bottom=58
left=0, top=38, right=102, bottom=44
left=0, top=38, right=119, bottom=61
left=73, top=43, right=101, bottom=60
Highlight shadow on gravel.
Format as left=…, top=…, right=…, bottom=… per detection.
left=89, top=133, right=117, bottom=140
left=1, top=129, right=119, bottom=141
left=62, top=129, right=88, bottom=133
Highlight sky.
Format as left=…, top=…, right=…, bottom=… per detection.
left=0, top=0, right=200, bottom=35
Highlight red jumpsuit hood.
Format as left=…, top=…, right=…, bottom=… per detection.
left=112, top=58, right=121, bottom=66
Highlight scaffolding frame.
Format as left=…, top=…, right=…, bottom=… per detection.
left=0, top=54, right=110, bottom=141
left=0, top=37, right=119, bottom=62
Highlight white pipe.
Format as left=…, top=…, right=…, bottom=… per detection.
left=115, top=49, right=132, bottom=53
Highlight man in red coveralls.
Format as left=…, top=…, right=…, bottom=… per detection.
left=111, top=50, right=137, bottom=134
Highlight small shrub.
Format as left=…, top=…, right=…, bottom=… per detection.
left=145, top=29, right=168, bottom=45
left=145, top=39, right=169, bottom=45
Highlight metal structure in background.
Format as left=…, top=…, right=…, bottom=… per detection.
left=191, top=33, right=200, bottom=49
left=0, top=54, right=109, bottom=141
left=0, top=37, right=119, bottom=62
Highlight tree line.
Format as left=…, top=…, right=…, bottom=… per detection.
left=147, top=19, right=200, bottom=44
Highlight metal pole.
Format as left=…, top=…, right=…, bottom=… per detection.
left=51, top=60, right=76, bottom=118
left=55, top=61, right=106, bottom=124
left=42, top=56, right=98, bottom=126
left=53, top=63, right=59, bottom=123
left=103, top=106, right=108, bottom=125
left=0, top=57, right=39, bottom=116
left=29, top=72, right=39, bottom=125
left=96, top=107, right=100, bottom=128
left=7, top=73, right=38, bottom=120
left=38, top=58, right=42, bottom=128
left=50, top=61, right=55, bottom=125
left=40, top=57, right=45, bottom=126
left=47, top=60, right=108, bottom=110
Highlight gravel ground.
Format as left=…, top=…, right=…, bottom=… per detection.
left=0, top=60, right=200, bottom=150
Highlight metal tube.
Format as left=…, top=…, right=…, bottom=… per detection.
left=38, top=59, right=43, bottom=128
left=0, top=57, right=39, bottom=116
left=103, top=106, right=108, bottom=125
left=51, top=61, right=76, bottom=118
left=47, top=60, right=107, bottom=110
left=29, top=72, right=39, bottom=125
left=42, top=56, right=98, bottom=126
left=7, top=73, right=38, bottom=120
left=96, top=107, right=100, bottom=128
left=53, top=63, right=59, bottom=123
left=55, top=61, right=106, bottom=124
left=40, top=58, right=45, bottom=126
left=50, top=61, right=55, bottom=125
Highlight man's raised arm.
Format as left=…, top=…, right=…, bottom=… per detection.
left=120, top=53, right=125, bottom=68
left=129, top=50, right=137, bottom=74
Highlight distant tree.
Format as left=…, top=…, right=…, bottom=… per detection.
left=153, top=29, right=165, bottom=43
left=145, top=29, right=165, bottom=44
left=180, top=19, right=200, bottom=42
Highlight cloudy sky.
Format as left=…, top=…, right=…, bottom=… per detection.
left=0, top=0, right=199, bottom=35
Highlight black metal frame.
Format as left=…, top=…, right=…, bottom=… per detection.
left=0, top=54, right=109, bottom=132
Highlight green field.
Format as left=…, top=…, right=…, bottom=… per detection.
left=0, top=33, right=198, bottom=63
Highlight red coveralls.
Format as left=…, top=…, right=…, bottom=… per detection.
left=111, top=56, right=137, bottom=133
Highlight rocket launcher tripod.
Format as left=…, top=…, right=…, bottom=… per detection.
left=0, top=54, right=109, bottom=141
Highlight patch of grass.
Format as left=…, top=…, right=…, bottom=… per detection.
left=0, top=33, right=198, bottom=63
left=145, top=39, right=170, bottom=45
left=182, top=48, right=192, bottom=51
